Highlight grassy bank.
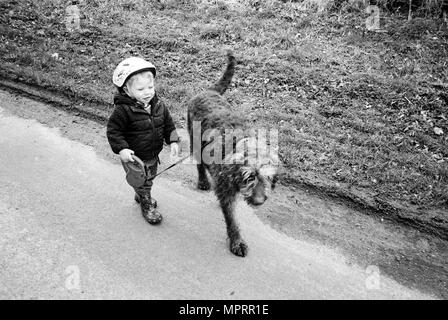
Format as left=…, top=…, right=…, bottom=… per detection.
left=1, top=0, right=447, bottom=233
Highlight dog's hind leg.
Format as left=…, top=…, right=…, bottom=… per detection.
left=219, top=196, right=248, bottom=257
left=197, top=164, right=211, bottom=190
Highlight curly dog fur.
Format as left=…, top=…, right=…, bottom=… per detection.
left=187, top=51, right=278, bottom=257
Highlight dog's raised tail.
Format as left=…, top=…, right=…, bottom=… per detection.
left=209, top=50, right=236, bottom=95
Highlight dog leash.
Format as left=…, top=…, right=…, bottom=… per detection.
left=148, top=135, right=220, bottom=180
left=146, top=154, right=191, bottom=181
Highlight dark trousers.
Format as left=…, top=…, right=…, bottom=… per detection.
left=122, top=157, right=158, bottom=197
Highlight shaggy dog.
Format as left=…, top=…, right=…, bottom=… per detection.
left=187, top=51, right=279, bottom=257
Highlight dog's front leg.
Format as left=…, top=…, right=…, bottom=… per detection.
left=219, top=196, right=248, bottom=257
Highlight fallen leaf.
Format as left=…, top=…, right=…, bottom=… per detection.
left=433, top=127, right=444, bottom=135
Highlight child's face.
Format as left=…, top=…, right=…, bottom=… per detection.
left=124, top=71, right=155, bottom=105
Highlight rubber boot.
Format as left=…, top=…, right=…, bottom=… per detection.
left=140, top=194, right=162, bottom=225
left=134, top=193, right=157, bottom=208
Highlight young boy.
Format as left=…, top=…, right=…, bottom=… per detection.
left=107, top=56, right=180, bottom=225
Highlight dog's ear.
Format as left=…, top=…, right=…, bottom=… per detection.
left=271, top=173, right=278, bottom=190
left=240, top=166, right=255, bottom=181
left=240, top=166, right=258, bottom=186
left=239, top=166, right=257, bottom=195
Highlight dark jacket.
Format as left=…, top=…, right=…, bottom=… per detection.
left=106, top=93, right=179, bottom=161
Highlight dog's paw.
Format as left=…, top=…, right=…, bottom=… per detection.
left=230, top=239, right=248, bottom=257
left=197, top=180, right=211, bottom=191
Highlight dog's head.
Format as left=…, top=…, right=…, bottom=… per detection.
left=236, top=139, right=279, bottom=206
left=225, top=136, right=279, bottom=207
left=238, top=157, right=279, bottom=207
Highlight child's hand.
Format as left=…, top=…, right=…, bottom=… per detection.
left=170, top=142, right=180, bottom=162
left=119, top=148, right=135, bottom=162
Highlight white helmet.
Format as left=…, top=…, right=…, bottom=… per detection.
left=112, top=57, right=156, bottom=88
